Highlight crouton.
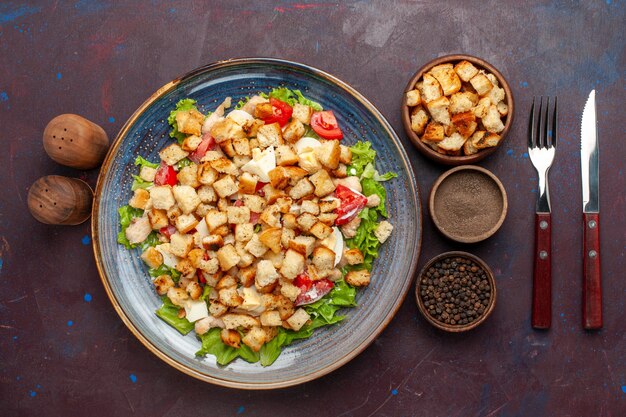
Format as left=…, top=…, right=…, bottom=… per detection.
left=196, top=186, right=216, bottom=205
left=473, top=132, right=501, bottom=149
left=422, top=122, right=445, bottom=142
left=282, top=119, right=306, bottom=143
left=159, top=143, right=189, bottom=166
left=139, top=165, right=157, bottom=182
left=309, top=221, right=333, bottom=240
left=426, top=96, right=451, bottom=125
left=181, top=134, right=202, bottom=152
left=451, top=111, right=478, bottom=139
left=216, top=244, right=240, bottom=271
left=260, top=311, right=282, bottom=327
left=220, top=329, right=241, bottom=348
left=177, top=164, right=200, bottom=188
left=212, top=224, right=230, bottom=237
left=254, top=102, right=274, bottom=118
left=410, top=106, right=429, bottom=136
left=280, top=249, right=306, bottom=280
left=216, top=275, right=238, bottom=290
left=186, top=248, right=205, bottom=269
left=149, top=186, right=176, bottom=210
left=279, top=279, right=300, bottom=302
left=169, top=232, right=194, bottom=257
left=204, top=209, right=227, bottom=232
left=332, top=164, right=348, bottom=178
left=289, top=178, right=315, bottom=200
left=256, top=260, right=280, bottom=288
left=344, top=248, right=364, bottom=265
left=236, top=172, right=257, bottom=195
left=274, top=197, right=293, bottom=214
left=219, top=286, right=244, bottom=307
left=454, top=60, right=480, bottom=82
left=241, top=119, right=263, bottom=138
left=245, top=234, right=269, bottom=257
left=406, top=89, right=421, bottom=106
left=292, top=103, right=314, bottom=124
left=463, top=136, right=479, bottom=155
left=282, top=213, right=297, bottom=229
left=275, top=145, right=299, bottom=166
left=286, top=308, right=310, bottom=331
left=129, top=188, right=150, bottom=210
left=314, top=140, right=341, bottom=170
left=279, top=227, right=295, bottom=249
left=260, top=184, right=284, bottom=205
left=296, top=212, right=318, bottom=232
left=167, top=287, right=189, bottom=307
left=209, top=157, right=238, bottom=176
left=195, top=203, right=213, bottom=218
left=148, top=208, right=169, bottom=229
left=421, top=73, right=443, bottom=103
left=235, top=242, right=255, bottom=268
left=239, top=266, right=256, bottom=287
left=309, top=169, right=336, bottom=197
left=449, top=91, right=479, bottom=114
left=208, top=301, right=228, bottom=318
left=318, top=213, right=338, bottom=225
left=172, top=185, right=201, bottom=214
left=235, top=223, right=254, bottom=242
left=213, top=175, right=238, bottom=198
left=210, top=118, right=246, bottom=143
left=319, top=199, right=340, bottom=213
left=256, top=227, right=281, bottom=254
left=469, top=73, right=493, bottom=96
left=231, top=136, right=251, bottom=156
left=242, top=326, right=267, bottom=352
left=497, top=101, right=508, bottom=117
left=312, top=246, right=336, bottom=271
left=345, top=269, right=371, bottom=287
left=175, top=213, right=199, bottom=233
left=178, top=258, right=197, bottom=281
left=288, top=235, right=316, bottom=257
left=482, top=105, right=505, bottom=133
left=226, top=206, right=250, bottom=224
left=141, top=247, right=163, bottom=269
left=166, top=205, right=182, bottom=224
left=197, top=163, right=218, bottom=185
left=234, top=155, right=252, bottom=169
left=298, top=150, right=322, bottom=173
left=438, top=133, right=466, bottom=151
left=300, top=200, right=320, bottom=215
left=221, top=314, right=260, bottom=330
left=219, top=139, right=237, bottom=158
left=153, top=275, right=174, bottom=295
left=176, top=108, right=204, bottom=136
left=201, top=151, right=222, bottom=162
left=257, top=123, right=283, bottom=148
left=241, top=194, right=266, bottom=214
left=259, top=205, right=281, bottom=228
left=374, top=220, right=393, bottom=243
left=268, top=166, right=290, bottom=190
left=488, top=86, right=505, bottom=106
left=430, top=63, right=462, bottom=96
left=339, top=145, right=352, bottom=165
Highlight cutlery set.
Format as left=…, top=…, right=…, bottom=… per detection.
left=529, top=90, right=602, bottom=330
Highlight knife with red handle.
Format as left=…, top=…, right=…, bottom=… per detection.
left=580, top=90, right=602, bottom=329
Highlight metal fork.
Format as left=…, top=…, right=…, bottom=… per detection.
left=528, top=96, right=558, bottom=329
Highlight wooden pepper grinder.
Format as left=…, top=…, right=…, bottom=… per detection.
left=27, top=176, right=93, bottom=225
left=43, top=114, right=109, bottom=169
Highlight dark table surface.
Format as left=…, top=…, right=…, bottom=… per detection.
left=1, top=1, right=624, bottom=416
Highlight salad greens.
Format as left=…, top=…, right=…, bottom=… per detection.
left=131, top=156, right=159, bottom=191
left=156, top=296, right=194, bottom=335
left=261, top=87, right=324, bottom=111
left=149, top=264, right=181, bottom=283
left=168, top=98, right=199, bottom=144
left=117, top=205, right=159, bottom=250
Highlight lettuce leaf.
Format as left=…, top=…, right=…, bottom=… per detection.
left=131, top=175, right=152, bottom=191
left=195, top=328, right=260, bottom=365
left=117, top=205, right=143, bottom=249
left=348, top=141, right=377, bottom=176
left=235, top=96, right=249, bottom=110
left=167, top=98, right=198, bottom=144
left=155, top=296, right=194, bottom=335
left=176, top=158, right=193, bottom=170
left=134, top=156, right=159, bottom=169
left=345, top=209, right=381, bottom=271
left=361, top=178, right=388, bottom=218
left=265, top=87, right=323, bottom=111
left=148, top=264, right=181, bottom=283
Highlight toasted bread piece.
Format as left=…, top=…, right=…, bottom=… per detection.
left=282, top=119, right=305, bottom=143
left=314, top=140, right=341, bottom=170
left=438, top=132, right=467, bottom=152
left=275, top=145, right=299, bottom=166
left=309, top=169, right=336, bottom=197
left=482, top=105, right=505, bottom=133
left=473, top=132, right=501, bottom=149
left=410, top=106, right=429, bottom=136
left=258, top=227, right=282, bottom=254
left=451, top=111, right=478, bottom=139
left=454, top=60, right=479, bottom=82
left=422, top=122, right=445, bottom=142
left=406, top=89, right=421, bottom=107
left=421, top=73, right=443, bottom=103
left=430, top=63, right=462, bottom=96
left=449, top=91, right=479, bottom=114
left=345, top=269, right=371, bottom=287
left=176, top=109, right=204, bottom=136
left=426, top=96, right=451, bottom=125
left=257, top=123, right=284, bottom=148
left=469, top=73, right=493, bottom=96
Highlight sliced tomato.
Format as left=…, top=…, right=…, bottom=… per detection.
left=154, top=162, right=177, bottom=186
left=334, top=184, right=367, bottom=225
left=311, top=110, right=343, bottom=140
left=188, top=134, right=216, bottom=163
left=262, top=98, right=293, bottom=127
left=159, top=225, right=176, bottom=239
left=294, top=274, right=313, bottom=293
left=295, top=279, right=335, bottom=306
left=198, top=272, right=206, bottom=284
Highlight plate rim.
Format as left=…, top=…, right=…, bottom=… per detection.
left=91, top=57, right=422, bottom=389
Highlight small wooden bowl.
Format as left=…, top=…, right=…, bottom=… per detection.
left=429, top=165, right=507, bottom=243
left=401, top=54, right=514, bottom=165
left=43, top=114, right=109, bottom=169
left=416, top=251, right=496, bottom=332
left=27, top=176, right=93, bottom=225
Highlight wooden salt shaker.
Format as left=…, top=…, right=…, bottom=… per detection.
left=43, top=114, right=109, bottom=169
left=27, top=176, right=93, bottom=225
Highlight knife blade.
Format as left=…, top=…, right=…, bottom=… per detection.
left=580, top=89, right=602, bottom=329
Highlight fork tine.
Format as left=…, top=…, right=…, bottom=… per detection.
left=552, top=97, right=558, bottom=149
left=537, top=96, right=545, bottom=148
left=529, top=97, right=536, bottom=148
left=544, top=97, right=551, bottom=148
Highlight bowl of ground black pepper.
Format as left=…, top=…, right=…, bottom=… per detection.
left=429, top=165, right=507, bottom=243
left=416, top=252, right=496, bottom=332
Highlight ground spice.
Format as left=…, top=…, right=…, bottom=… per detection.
left=419, top=256, right=491, bottom=326
left=433, top=171, right=503, bottom=239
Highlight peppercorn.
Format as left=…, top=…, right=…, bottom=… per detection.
left=419, top=256, right=491, bottom=326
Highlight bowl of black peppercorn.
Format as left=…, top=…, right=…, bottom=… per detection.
left=415, top=251, right=496, bottom=332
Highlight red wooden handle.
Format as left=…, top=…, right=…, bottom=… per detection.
left=532, top=212, right=551, bottom=329
left=583, top=212, right=602, bottom=329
